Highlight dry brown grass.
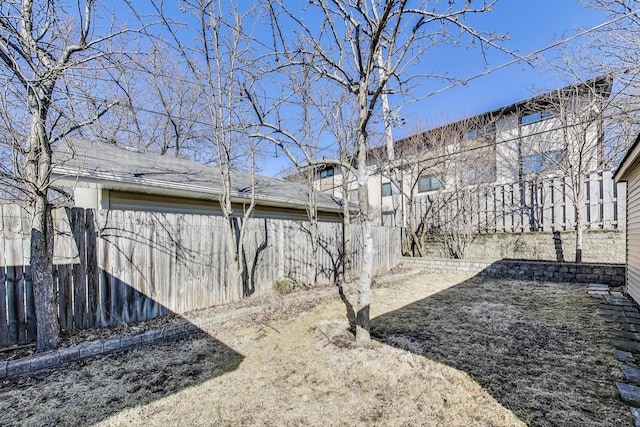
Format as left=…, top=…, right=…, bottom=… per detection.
left=0, top=272, right=629, bottom=426
left=372, top=275, right=630, bottom=427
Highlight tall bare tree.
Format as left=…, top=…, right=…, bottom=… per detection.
left=155, top=1, right=259, bottom=295
left=255, top=0, right=508, bottom=343
left=375, top=115, right=496, bottom=258
left=0, top=0, right=144, bottom=351
left=572, top=1, right=640, bottom=163
left=515, top=76, right=612, bottom=262
left=89, top=43, right=210, bottom=160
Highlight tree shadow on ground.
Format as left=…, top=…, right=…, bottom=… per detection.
left=0, top=331, right=243, bottom=426
left=370, top=274, right=629, bottom=427
left=0, top=267, right=245, bottom=426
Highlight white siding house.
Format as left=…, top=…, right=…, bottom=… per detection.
left=615, top=134, right=640, bottom=304
left=310, top=75, right=613, bottom=229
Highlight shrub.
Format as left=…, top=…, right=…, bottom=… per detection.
left=273, top=279, right=293, bottom=295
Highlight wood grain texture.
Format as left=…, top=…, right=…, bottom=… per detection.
left=0, top=205, right=401, bottom=347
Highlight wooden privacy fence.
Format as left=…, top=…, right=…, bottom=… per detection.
left=412, top=170, right=625, bottom=233
left=0, top=205, right=401, bottom=347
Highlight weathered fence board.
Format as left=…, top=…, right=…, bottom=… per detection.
left=85, top=209, right=98, bottom=329
left=0, top=206, right=401, bottom=347
left=6, top=266, right=18, bottom=344
left=0, top=266, right=6, bottom=346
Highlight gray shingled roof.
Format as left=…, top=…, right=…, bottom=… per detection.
left=52, top=140, right=345, bottom=213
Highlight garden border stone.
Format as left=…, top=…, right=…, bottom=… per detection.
left=0, top=279, right=352, bottom=378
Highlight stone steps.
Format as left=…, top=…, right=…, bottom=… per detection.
left=589, top=283, right=640, bottom=426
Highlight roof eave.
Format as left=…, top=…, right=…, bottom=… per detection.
left=51, top=167, right=347, bottom=214
left=615, top=133, right=640, bottom=182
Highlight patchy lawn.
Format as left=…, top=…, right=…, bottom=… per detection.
left=372, top=275, right=629, bottom=426
left=0, top=272, right=629, bottom=426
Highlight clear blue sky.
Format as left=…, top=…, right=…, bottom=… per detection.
left=390, top=1, right=608, bottom=133
left=130, top=1, right=612, bottom=177
left=261, top=1, right=612, bottom=177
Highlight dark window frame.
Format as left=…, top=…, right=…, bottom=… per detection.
left=522, top=149, right=564, bottom=175
left=320, top=167, right=334, bottom=179
left=381, top=182, right=392, bottom=197
left=381, top=210, right=394, bottom=227
left=520, top=110, right=555, bottom=125
left=417, top=174, right=441, bottom=192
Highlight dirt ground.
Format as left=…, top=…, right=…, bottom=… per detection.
left=0, top=271, right=630, bottom=426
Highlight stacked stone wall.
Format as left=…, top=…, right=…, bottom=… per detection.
left=400, top=256, right=625, bottom=286
left=419, top=230, right=625, bottom=264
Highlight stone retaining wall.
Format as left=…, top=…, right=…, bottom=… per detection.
left=419, top=229, right=625, bottom=264
left=400, top=256, right=625, bottom=286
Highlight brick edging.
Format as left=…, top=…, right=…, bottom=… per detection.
left=0, top=286, right=339, bottom=379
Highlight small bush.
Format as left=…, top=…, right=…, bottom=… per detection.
left=273, top=279, right=293, bottom=295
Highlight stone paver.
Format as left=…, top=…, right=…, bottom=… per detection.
left=621, top=317, right=640, bottom=326
left=614, top=331, right=640, bottom=342
left=611, top=339, right=640, bottom=354
left=617, top=383, right=640, bottom=407
left=624, top=324, right=640, bottom=333
left=614, top=350, right=635, bottom=362
left=622, top=365, right=640, bottom=384
left=606, top=296, right=635, bottom=306
left=591, top=286, right=640, bottom=425
left=601, top=308, right=626, bottom=317
left=630, top=407, right=640, bottom=427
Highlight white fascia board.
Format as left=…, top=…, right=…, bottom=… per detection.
left=616, top=139, right=640, bottom=182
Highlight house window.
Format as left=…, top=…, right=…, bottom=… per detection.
left=466, top=164, right=496, bottom=184
left=381, top=182, right=392, bottom=197
left=382, top=211, right=394, bottom=227
left=418, top=174, right=441, bottom=192
left=522, top=150, right=564, bottom=175
left=467, top=125, right=495, bottom=140
left=319, top=167, right=334, bottom=178
left=520, top=110, right=554, bottom=125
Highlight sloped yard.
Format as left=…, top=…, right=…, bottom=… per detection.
left=0, top=271, right=630, bottom=426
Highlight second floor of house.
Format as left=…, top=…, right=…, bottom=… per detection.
left=308, top=75, right=613, bottom=213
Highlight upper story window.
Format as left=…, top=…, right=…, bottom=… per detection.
left=522, top=149, right=564, bottom=175
left=381, top=182, right=392, bottom=197
left=520, top=110, right=554, bottom=125
left=319, top=167, right=334, bottom=178
left=418, top=174, right=441, bottom=192
left=381, top=211, right=394, bottom=227
left=466, top=124, right=496, bottom=140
